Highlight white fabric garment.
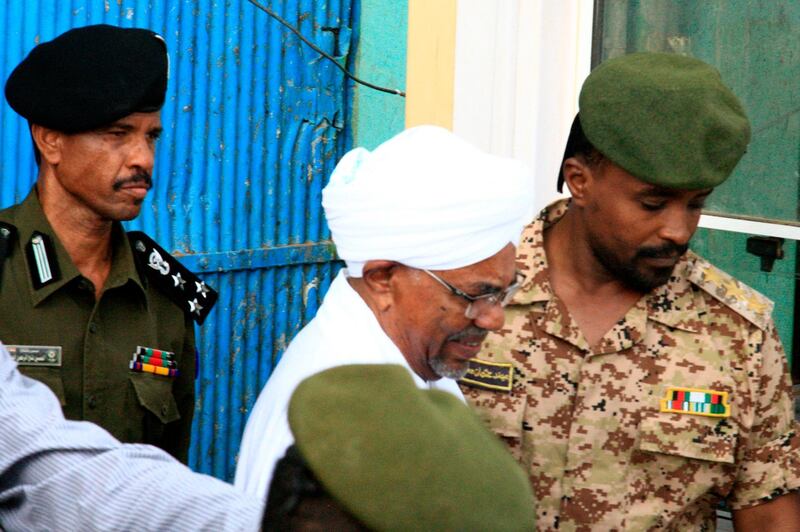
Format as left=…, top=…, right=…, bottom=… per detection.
left=0, top=342, right=262, bottom=532
left=234, top=271, right=464, bottom=499
left=322, top=125, right=536, bottom=277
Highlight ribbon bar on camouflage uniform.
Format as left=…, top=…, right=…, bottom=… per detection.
left=659, top=386, right=731, bottom=418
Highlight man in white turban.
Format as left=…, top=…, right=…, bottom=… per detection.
left=234, top=126, right=535, bottom=499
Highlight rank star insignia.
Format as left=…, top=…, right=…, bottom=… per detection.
left=172, top=272, right=186, bottom=289
left=196, top=280, right=210, bottom=298
left=189, top=298, right=204, bottom=316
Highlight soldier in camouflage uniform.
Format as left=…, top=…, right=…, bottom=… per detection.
left=459, top=53, right=800, bottom=530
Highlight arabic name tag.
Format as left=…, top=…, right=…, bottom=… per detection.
left=7, top=345, right=62, bottom=367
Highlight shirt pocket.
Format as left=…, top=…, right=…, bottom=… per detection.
left=466, top=387, right=527, bottom=461
left=21, top=366, right=67, bottom=406
left=129, top=372, right=180, bottom=424
left=638, top=412, right=738, bottom=464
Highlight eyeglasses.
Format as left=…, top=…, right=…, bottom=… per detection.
left=422, top=269, right=523, bottom=319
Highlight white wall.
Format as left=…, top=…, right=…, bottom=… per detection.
left=452, top=0, right=594, bottom=212
left=450, top=1, right=800, bottom=240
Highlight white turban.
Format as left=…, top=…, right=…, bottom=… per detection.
left=322, top=125, right=535, bottom=277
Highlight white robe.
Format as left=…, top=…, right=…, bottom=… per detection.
left=233, top=271, right=464, bottom=499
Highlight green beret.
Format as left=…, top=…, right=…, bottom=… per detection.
left=5, top=24, right=168, bottom=133
left=579, top=52, right=751, bottom=189
left=288, top=364, right=535, bottom=531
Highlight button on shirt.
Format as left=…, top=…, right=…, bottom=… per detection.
left=460, top=200, right=800, bottom=530
left=0, top=190, right=196, bottom=462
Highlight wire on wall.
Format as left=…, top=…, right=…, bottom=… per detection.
left=247, top=0, right=406, bottom=97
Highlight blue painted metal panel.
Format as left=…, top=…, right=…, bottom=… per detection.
left=0, top=0, right=352, bottom=480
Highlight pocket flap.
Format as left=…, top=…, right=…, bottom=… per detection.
left=469, top=388, right=526, bottom=440
left=129, top=372, right=180, bottom=424
left=638, top=414, right=737, bottom=464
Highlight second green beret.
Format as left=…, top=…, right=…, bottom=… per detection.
left=288, top=364, right=536, bottom=531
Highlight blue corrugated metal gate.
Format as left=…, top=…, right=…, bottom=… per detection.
left=0, top=0, right=353, bottom=480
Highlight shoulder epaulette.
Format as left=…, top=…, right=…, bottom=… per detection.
left=0, top=221, right=17, bottom=289
left=128, top=231, right=218, bottom=325
left=687, top=251, right=773, bottom=330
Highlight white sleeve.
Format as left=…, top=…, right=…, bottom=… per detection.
left=0, top=343, right=263, bottom=532
left=234, top=375, right=296, bottom=501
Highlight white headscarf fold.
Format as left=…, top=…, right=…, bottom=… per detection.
left=322, top=126, right=535, bottom=277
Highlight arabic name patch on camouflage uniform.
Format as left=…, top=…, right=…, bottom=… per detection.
left=129, top=231, right=218, bottom=325
left=7, top=344, right=62, bottom=367
left=660, top=387, right=730, bottom=418
left=458, top=359, right=513, bottom=392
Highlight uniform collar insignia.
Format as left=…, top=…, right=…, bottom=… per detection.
left=458, top=358, right=514, bottom=392
left=25, top=231, right=61, bottom=290
left=660, top=386, right=731, bottom=418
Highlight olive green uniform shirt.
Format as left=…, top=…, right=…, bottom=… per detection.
left=0, top=190, right=195, bottom=462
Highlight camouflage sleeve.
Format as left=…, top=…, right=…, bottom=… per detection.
left=729, top=323, right=800, bottom=509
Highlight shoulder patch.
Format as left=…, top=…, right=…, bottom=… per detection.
left=458, top=358, right=513, bottom=392
left=129, top=231, right=219, bottom=325
left=687, top=252, right=773, bottom=330
left=0, top=222, right=17, bottom=288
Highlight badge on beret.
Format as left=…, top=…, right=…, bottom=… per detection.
left=659, top=386, right=730, bottom=418
left=25, top=232, right=61, bottom=290
left=129, top=231, right=218, bottom=324
left=458, top=359, right=513, bottom=392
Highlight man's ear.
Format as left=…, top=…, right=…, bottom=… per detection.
left=30, top=124, right=63, bottom=165
left=359, top=260, right=400, bottom=311
left=561, top=156, right=594, bottom=207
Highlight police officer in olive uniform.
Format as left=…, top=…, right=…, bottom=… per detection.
left=0, top=25, right=217, bottom=462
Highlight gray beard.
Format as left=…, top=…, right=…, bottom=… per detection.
left=429, top=356, right=469, bottom=380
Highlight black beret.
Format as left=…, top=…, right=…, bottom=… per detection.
left=5, top=24, right=168, bottom=133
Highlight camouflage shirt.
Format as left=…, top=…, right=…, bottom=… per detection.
left=460, top=200, right=800, bottom=531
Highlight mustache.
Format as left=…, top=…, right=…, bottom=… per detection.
left=636, top=242, right=688, bottom=260
left=112, top=171, right=152, bottom=191
left=447, top=326, right=489, bottom=343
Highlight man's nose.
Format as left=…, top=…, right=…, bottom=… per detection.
left=473, top=302, right=506, bottom=331
left=658, top=208, right=698, bottom=246
left=128, top=135, right=155, bottom=171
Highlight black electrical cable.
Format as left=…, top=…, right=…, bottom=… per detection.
left=247, top=0, right=406, bottom=97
